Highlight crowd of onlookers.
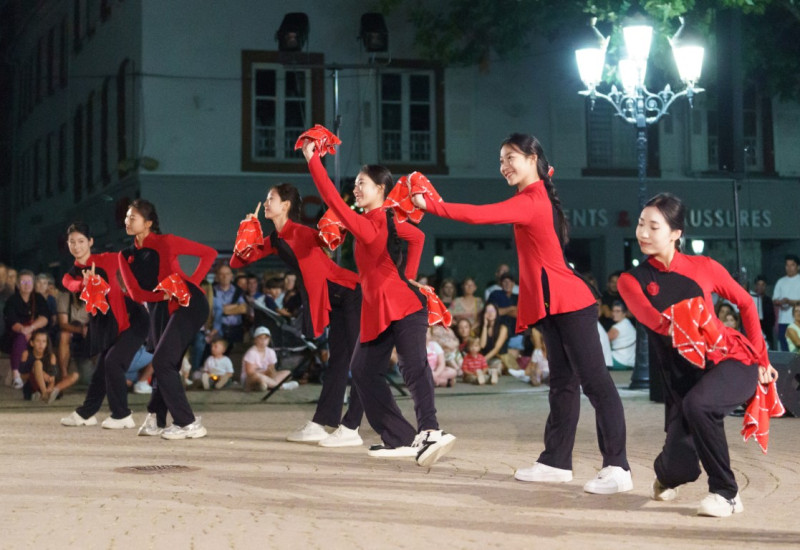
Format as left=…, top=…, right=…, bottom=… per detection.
left=3, top=254, right=800, bottom=403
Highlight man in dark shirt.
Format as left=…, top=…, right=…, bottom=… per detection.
left=750, top=274, right=776, bottom=348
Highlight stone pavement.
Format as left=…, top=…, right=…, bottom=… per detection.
left=1, top=368, right=799, bottom=550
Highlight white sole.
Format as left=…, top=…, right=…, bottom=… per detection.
left=416, top=434, right=456, bottom=468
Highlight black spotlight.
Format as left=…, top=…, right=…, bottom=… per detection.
left=276, top=13, right=309, bottom=52
left=359, top=13, right=388, bottom=52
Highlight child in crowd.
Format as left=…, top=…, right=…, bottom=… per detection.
left=241, top=326, right=297, bottom=391
left=461, top=337, right=499, bottom=385
left=201, top=337, right=234, bottom=390
left=427, top=327, right=456, bottom=387
left=19, top=329, right=58, bottom=402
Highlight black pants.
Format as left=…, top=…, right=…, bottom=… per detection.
left=148, top=285, right=209, bottom=427
left=655, top=359, right=757, bottom=499
left=536, top=304, right=629, bottom=470
left=313, top=283, right=364, bottom=429
left=350, top=308, right=438, bottom=448
left=76, top=307, right=148, bottom=420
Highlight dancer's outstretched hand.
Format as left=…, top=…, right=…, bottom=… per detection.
left=411, top=194, right=427, bottom=210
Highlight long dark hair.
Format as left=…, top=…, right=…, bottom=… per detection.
left=357, top=164, right=408, bottom=275
left=66, top=221, right=92, bottom=240
left=129, top=199, right=161, bottom=233
left=501, top=133, right=567, bottom=244
left=271, top=183, right=302, bottom=222
left=644, top=192, right=685, bottom=251
left=29, top=328, right=53, bottom=359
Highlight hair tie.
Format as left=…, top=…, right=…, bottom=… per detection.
left=547, top=166, right=555, bottom=178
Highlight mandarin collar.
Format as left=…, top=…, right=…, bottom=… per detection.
left=517, top=180, right=544, bottom=195
left=134, top=233, right=156, bottom=249
left=647, top=251, right=686, bottom=272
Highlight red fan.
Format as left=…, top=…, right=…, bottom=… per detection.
left=418, top=285, right=452, bottom=327
left=155, top=273, right=191, bottom=307
left=742, top=381, right=785, bottom=454
left=407, top=171, right=442, bottom=204
left=661, top=297, right=726, bottom=368
left=234, top=216, right=263, bottom=258
left=80, top=274, right=111, bottom=315
left=384, top=176, right=422, bottom=224
left=317, top=209, right=347, bottom=251
left=294, top=124, right=342, bottom=157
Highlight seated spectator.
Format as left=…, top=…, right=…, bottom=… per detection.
left=19, top=329, right=57, bottom=402
left=525, top=327, right=549, bottom=386
left=189, top=279, right=217, bottom=374
left=599, top=271, right=625, bottom=331
left=263, top=277, right=295, bottom=319
left=722, top=309, right=741, bottom=332
left=2, top=270, right=50, bottom=389
left=201, top=337, right=234, bottom=390
left=786, top=304, right=800, bottom=353
left=462, top=337, right=499, bottom=385
left=213, top=264, right=247, bottom=350
left=488, top=275, right=519, bottom=349
left=449, top=277, right=484, bottom=328
left=55, top=288, right=88, bottom=393
left=479, top=303, right=517, bottom=374
left=429, top=323, right=462, bottom=374
left=125, top=346, right=154, bottom=394
left=0, top=263, right=8, bottom=338
left=608, top=301, right=636, bottom=369
left=454, top=318, right=474, bottom=354
left=35, top=273, right=58, bottom=329
left=484, top=263, right=518, bottom=301
left=427, top=327, right=456, bottom=387
left=241, top=326, right=297, bottom=391
left=437, top=278, right=457, bottom=309
left=714, top=300, right=735, bottom=323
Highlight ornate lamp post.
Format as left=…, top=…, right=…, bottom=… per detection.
left=575, top=15, right=705, bottom=391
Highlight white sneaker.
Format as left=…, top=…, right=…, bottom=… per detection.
left=137, top=413, right=164, bottom=436
left=413, top=429, right=457, bottom=467
left=508, top=368, right=526, bottom=378
left=651, top=477, right=678, bottom=501
left=697, top=493, right=743, bottom=517
left=514, top=462, right=573, bottom=483
left=133, top=381, right=153, bottom=394
left=367, top=444, right=418, bottom=458
left=286, top=421, right=329, bottom=443
left=47, top=387, right=61, bottom=404
left=61, top=411, right=98, bottom=427
left=319, top=425, right=363, bottom=448
left=101, top=414, right=136, bottom=430
left=583, top=466, right=633, bottom=494
left=281, top=380, right=299, bottom=390
left=161, top=416, right=207, bottom=440
left=12, top=377, right=24, bottom=389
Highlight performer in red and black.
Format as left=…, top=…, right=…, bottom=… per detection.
left=301, top=139, right=456, bottom=468
left=230, top=183, right=366, bottom=448
left=618, top=192, right=780, bottom=517
left=59, top=222, right=148, bottom=429
left=118, top=199, right=217, bottom=440
left=413, top=133, right=630, bottom=493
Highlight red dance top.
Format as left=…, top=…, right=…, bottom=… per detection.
left=118, top=232, right=217, bottom=313
left=618, top=253, right=768, bottom=367
left=230, top=218, right=359, bottom=338
left=62, top=252, right=131, bottom=335
left=426, top=181, right=596, bottom=332
left=308, top=153, right=425, bottom=342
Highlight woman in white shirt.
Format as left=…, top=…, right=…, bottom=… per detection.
left=608, top=302, right=636, bottom=369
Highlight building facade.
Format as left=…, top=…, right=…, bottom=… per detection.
left=2, top=0, right=799, bottom=292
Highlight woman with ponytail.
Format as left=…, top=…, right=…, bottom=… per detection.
left=117, top=199, right=217, bottom=440
left=413, top=133, right=631, bottom=493
left=60, top=222, right=148, bottom=428
left=301, top=140, right=456, bottom=468
left=230, top=183, right=366, bottom=448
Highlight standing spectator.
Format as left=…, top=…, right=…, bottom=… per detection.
left=750, top=275, right=775, bottom=348
left=484, top=263, right=519, bottom=301
left=213, top=264, right=247, bottom=350
left=449, top=277, right=484, bottom=328
left=599, top=271, right=624, bottom=331
left=786, top=304, right=800, bottom=353
left=201, top=338, right=234, bottom=390
left=607, top=302, right=636, bottom=369
left=772, top=255, right=800, bottom=351
left=2, top=270, right=50, bottom=389
left=437, top=278, right=457, bottom=309
left=241, top=326, right=296, bottom=391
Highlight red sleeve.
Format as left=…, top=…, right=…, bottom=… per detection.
left=707, top=258, right=769, bottom=366
left=617, top=272, right=671, bottom=336
left=62, top=272, right=83, bottom=293
left=117, top=252, right=163, bottom=303
left=426, top=193, right=535, bottom=225
left=229, top=236, right=276, bottom=269
left=165, top=234, right=217, bottom=287
left=308, top=153, right=379, bottom=243
left=394, top=220, right=424, bottom=280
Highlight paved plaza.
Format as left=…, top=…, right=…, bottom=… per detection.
left=1, top=365, right=799, bottom=550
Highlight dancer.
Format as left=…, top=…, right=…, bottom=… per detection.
left=413, top=133, right=630, bottom=492
left=230, top=184, right=365, bottom=447
left=117, top=199, right=217, bottom=440
left=617, top=193, right=781, bottom=517
left=60, top=222, right=148, bottom=428
left=301, top=138, right=456, bottom=467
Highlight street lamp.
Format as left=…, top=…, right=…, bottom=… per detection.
left=575, top=15, right=705, bottom=392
